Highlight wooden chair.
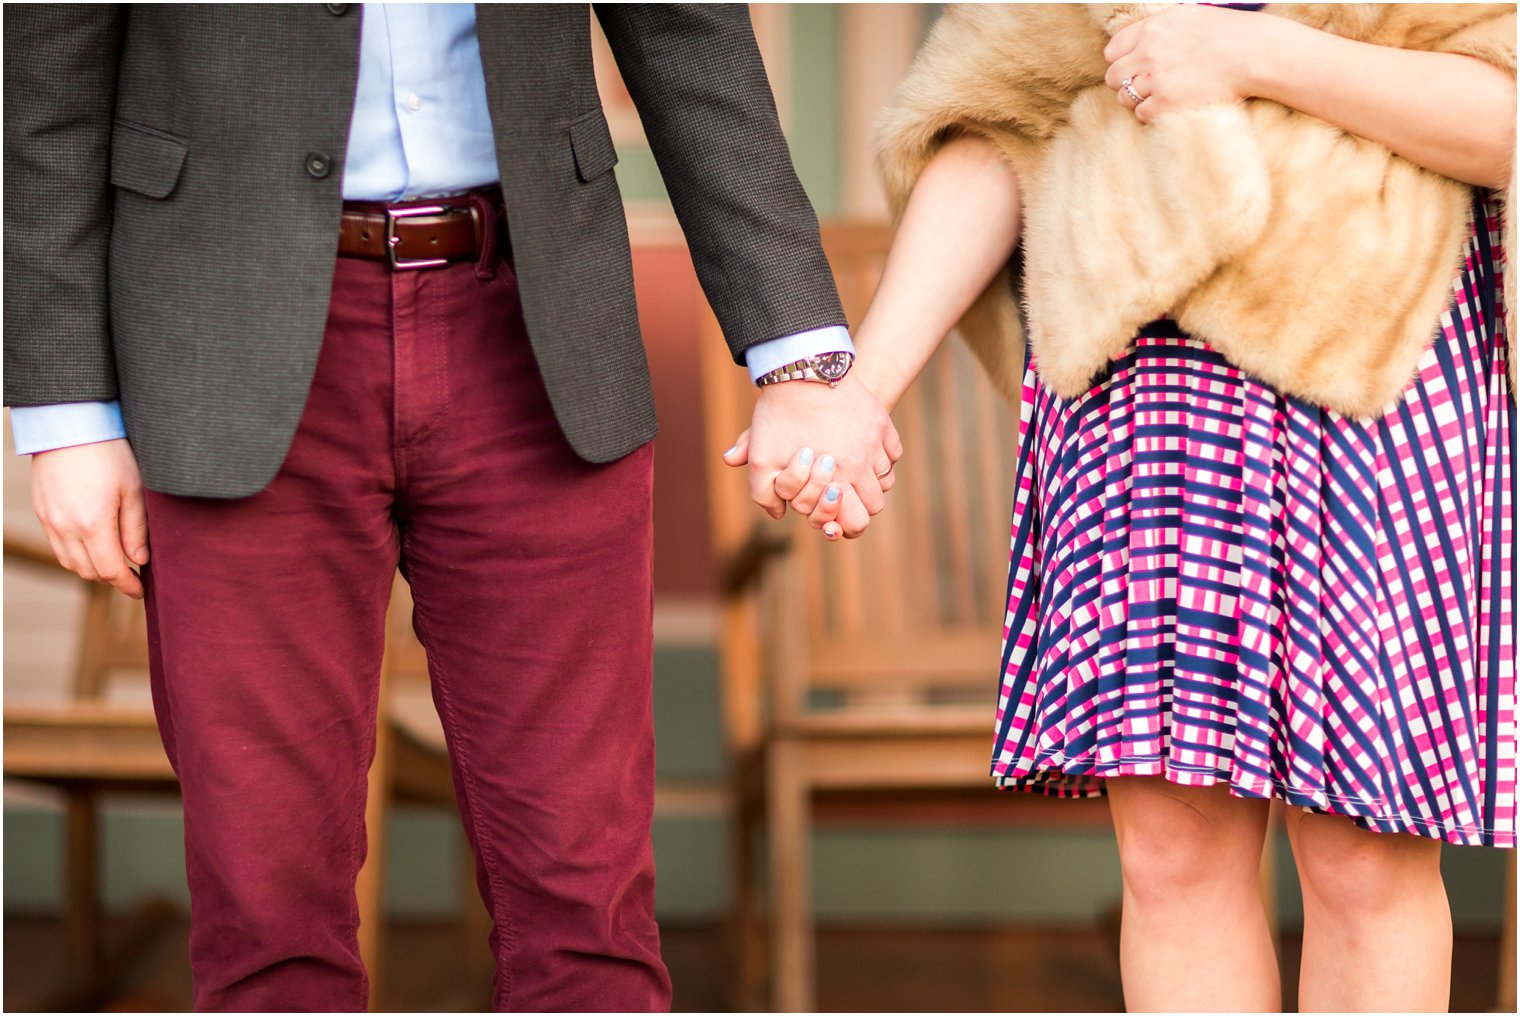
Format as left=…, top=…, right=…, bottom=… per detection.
left=2, top=537, right=472, bottom=1011
left=701, top=223, right=1113, bottom=1012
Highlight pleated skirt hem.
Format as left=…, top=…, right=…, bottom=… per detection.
left=992, top=754, right=1514, bottom=847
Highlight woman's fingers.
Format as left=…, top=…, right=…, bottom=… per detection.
left=1103, top=19, right=1143, bottom=63
left=789, top=452, right=837, bottom=515
left=772, top=447, right=816, bottom=503
left=816, top=487, right=869, bottom=541
left=791, top=453, right=893, bottom=518
left=1108, top=66, right=1149, bottom=109
left=808, top=481, right=843, bottom=530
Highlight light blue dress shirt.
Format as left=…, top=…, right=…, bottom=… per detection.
left=341, top=4, right=499, bottom=201
left=11, top=3, right=850, bottom=455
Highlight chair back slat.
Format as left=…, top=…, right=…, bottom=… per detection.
left=700, top=221, right=1022, bottom=725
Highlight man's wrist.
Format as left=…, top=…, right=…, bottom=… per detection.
left=744, top=325, right=854, bottom=383
left=754, top=351, right=855, bottom=388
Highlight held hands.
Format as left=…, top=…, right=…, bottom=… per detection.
left=723, top=373, right=902, bottom=541
left=1104, top=5, right=1259, bottom=123
left=30, top=438, right=150, bottom=598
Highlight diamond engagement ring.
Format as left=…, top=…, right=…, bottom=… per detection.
left=1120, top=76, right=1144, bottom=105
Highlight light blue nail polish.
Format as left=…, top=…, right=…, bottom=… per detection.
left=825, top=486, right=840, bottom=504
left=820, top=455, right=836, bottom=474
left=724, top=445, right=738, bottom=457
left=799, top=447, right=814, bottom=466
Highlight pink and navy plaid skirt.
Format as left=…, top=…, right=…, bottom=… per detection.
left=993, top=192, right=1516, bottom=847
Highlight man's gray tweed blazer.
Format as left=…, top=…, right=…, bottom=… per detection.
left=4, top=4, right=846, bottom=497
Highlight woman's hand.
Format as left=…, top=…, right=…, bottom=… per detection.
left=1103, top=5, right=1261, bottom=123
left=1105, top=6, right=1514, bottom=187
left=723, top=412, right=900, bottom=542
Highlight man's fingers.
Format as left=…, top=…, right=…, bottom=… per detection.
left=773, top=447, right=815, bottom=503
left=82, top=520, right=143, bottom=599
left=61, top=538, right=101, bottom=583
left=855, top=473, right=887, bottom=517
left=119, top=485, right=150, bottom=565
left=36, top=520, right=71, bottom=573
left=748, top=465, right=788, bottom=520
left=837, top=490, right=872, bottom=539
left=37, top=510, right=105, bottom=583
left=884, top=424, right=904, bottom=463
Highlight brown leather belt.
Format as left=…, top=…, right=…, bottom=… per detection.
left=338, top=189, right=506, bottom=270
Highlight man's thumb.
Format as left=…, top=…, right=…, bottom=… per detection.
left=722, top=429, right=751, bottom=467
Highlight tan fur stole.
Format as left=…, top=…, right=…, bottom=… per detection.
left=875, top=3, right=1517, bottom=417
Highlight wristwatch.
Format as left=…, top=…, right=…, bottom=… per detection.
left=754, top=351, right=855, bottom=388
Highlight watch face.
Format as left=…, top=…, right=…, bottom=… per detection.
left=816, top=352, right=851, bottom=381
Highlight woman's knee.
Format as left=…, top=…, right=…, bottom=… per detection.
left=1291, top=812, right=1443, bottom=916
left=1108, top=778, right=1267, bottom=905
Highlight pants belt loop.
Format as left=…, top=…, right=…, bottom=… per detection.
left=470, top=190, right=499, bottom=281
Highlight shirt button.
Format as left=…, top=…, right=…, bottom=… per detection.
left=305, top=152, right=331, bottom=179
left=407, top=93, right=421, bottom=113
left=325, top=3, right=348, bottom=14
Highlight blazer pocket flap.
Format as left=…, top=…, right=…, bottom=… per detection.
left=110, top=122, right=188, bottom=199
left=568, top=111, right=618, bottom=182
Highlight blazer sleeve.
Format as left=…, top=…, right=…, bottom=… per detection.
left=592, top=3, right=846, bottom=363
left=4, top=6, right=125, bottom=408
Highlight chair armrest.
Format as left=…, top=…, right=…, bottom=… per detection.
left=719, top=523, right=792, bottom=598
left=4, top=534, right=71, bottom=575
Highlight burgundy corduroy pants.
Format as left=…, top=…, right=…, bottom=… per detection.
left=141, top=243, right=670, bottom=1012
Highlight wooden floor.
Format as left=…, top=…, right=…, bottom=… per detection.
left=2, top=913, right=1505, bottom=1012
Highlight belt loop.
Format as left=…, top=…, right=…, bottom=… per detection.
left=470, top=190, right=499, bottom=281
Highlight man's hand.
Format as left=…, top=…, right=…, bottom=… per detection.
left=723, top=374, right=902, bottom=540
left=30, top=438, right=150, bottom=598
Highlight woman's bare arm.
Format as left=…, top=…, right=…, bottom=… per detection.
left=852, top=135, right=1024, bottom=411
left=1246, top=19, right=1515, bottom=189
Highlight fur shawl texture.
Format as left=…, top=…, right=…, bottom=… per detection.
left=875, top=4, right=1516, bottom=416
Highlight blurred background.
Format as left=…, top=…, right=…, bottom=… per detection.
left=3, top=4, right=1513, bottom=1012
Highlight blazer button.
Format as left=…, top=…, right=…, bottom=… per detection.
left=325, top=3, right=348, bottom=14
left=305, top=152, right=331, bottom=179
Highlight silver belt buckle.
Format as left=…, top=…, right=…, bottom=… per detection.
left=385, top=204, right=452, bottom=270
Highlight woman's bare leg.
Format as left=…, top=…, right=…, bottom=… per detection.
left=1105, top=777, right=1280, bottom=1012
left=1286, top=808, right=1451, bottom=1012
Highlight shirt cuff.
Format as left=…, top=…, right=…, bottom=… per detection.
left=744, top=326, right=855, bottom=384
left=10, top=401, right=128, bottom=455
